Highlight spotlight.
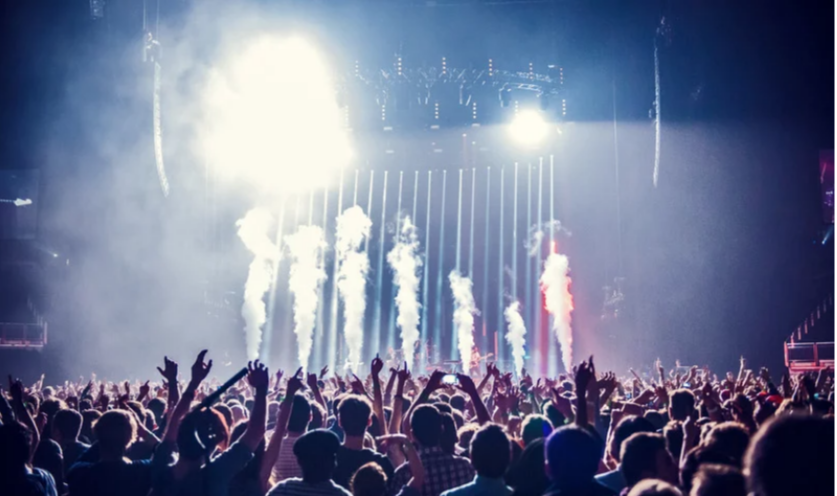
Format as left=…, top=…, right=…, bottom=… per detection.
left=509, top=110, right=549, bottom=146
left=202, top=37, right=352, bottom=193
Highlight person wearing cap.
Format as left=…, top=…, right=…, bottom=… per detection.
left=267, top=429, right=351, bottom=496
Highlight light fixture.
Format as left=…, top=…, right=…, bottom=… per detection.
left=509, top=110, right=549, bottom=146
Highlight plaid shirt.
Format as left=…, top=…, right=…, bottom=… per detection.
left=388, top=447, right=475, bottom=496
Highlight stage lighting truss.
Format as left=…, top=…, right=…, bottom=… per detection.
left=337, top=60, right=566, bottom=130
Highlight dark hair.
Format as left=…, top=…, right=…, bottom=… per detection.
left=147, top=398, right=166, bottom=423
left=692, top=464, right=746, bottom=496
left=471, top=424, right=510, bottom=478
left=546, top=425, right=603, bottom=488
left=506, top=438, right=549, bottom=496
left=294, top=429, right=341, bottom=483
left=0, top=422, right=33, bottom=471
left=310, top=402, right=327, bottom=430
left=518, top=414, right=549, bottom=446
left=177, top=408, right=229, bottom=460
left=434, top=402, right=453, bottom=415
left=40, top=398, right=66, bottom=419
left=450, top=395, right=467, bottom=413
left=81, top=409, right=101, bottom=442
left=611, top=416, right=655, bottom=463
left=625, top=479, right=682, bottom=496
left=440, top=413, right=458, bottom=455
left=662, top=421, right=684, bottom=463
left=53, top=409, right=83, bottom=440
left=411, top=405, right=442, bottom=448
left=351, top=462, right=388, bottom=496
left=457, top=423, right=480, bottom=452
left=543, top=401, right=565, bottom=429
left=745, top=414, right=834, bottom=496
left=288, top=394, right=312, bottom=433
left=94, top=409, right=137, bottom=455
left=680, top=446, right=735, bottom=493
left=669, top=390, right=695, bottom=421
left=338, top=395, right=373, bottom=437
left=705, top=422, right=750, bottom=467
left=620, top=432, right=668, bottom=487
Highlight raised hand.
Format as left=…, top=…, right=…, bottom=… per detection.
left=247, top=360, right=270, bottom=393
left=123, top=380, right=131, bottom=397
left=426, top=370, right=446, bottom=393
left=306, top=372, right=319, bottom=391
left=8, top=376, right=24, bottom=404
left=190, top=350, right=213, bottom=385
left=274, top=369, right=284, bottom=391
left=319, top=365, right=329, bottom=379
left=138, top=380, right=151, bottom=400
left=372, top=355, right=384, bottom=376
left=287, top=368, right=305, bottom=397
left=455, top=374, right=479, bottom=396
left=157, top=356, right=179, bottom=384
left=575, top=356, right=594, bottom=394
left=397, top=364, right=411, bottom=383
left=350, top=374, right=367, bottom=395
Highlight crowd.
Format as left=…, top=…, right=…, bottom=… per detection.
left=1, top=351, right=833, bottom=496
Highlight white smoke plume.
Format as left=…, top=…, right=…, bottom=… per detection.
left=386, top=216, right=423, bottom=371
left=335, top=206, right=372, bottom=373
left=449, top=271, right=478, bottom=372
left=236, top=208, right=279, bottom=361
left=285, top=225, right=327, bottom=371
left=526, top=220, right=571, bottom=257
left=540, top=252, right=574, bottom=371
left=504, top=301, right=527, bottom=378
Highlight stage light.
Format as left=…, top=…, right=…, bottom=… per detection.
left=202, top=36, right=352, bottom=193
left=509, top=110, right=549, bottom=146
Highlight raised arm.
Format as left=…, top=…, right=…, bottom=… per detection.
left=384, top=366, right=398, bottom=406
left=371, top=355, right=388, bottom=436
left=388, top=365, right=410, bottom=435
left=157, top=356, right=180, bottom=421
left=240, top=361, right=269, bottom=450
left=574, top=357, right=594, bottom=427
left=261, top=368, right=304, bottom=491
left=306, top=370, right=327, bottom=412
left=8, top=377, right=39, bottom=462
left=456, top=374, right=491, bottom=425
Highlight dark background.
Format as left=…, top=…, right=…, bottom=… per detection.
left=0, top=0, right=833, bottom=380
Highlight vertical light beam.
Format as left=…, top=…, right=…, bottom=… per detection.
left=497, top=166, right=505, bottom=365
left=372, top=171, right=387, bottom=361
left=420, top=170, right=433, bottom=371
left=434, top=170, right=447, bottom=363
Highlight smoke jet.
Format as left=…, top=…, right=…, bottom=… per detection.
left=449, top=271, right=478, bottom=373
left=504, top=301, right=527, bottom=378
left=386, top=216, right=423, bottom=371
left=540, top=251, right=574, bottom=372
left=236, top=208, right=279, bottom=360
left=285, top=225, right=327, bottom=371
left=335, top=206, right=372, bottom=372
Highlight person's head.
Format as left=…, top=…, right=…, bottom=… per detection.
left=294, top=429, right=341, bottom=483
left=644, top=411, right=666, bottom=431
left=147, top=398, right=166, bottom=424
left=545, top=425, right=603, bottom=489
left=440, top=412, right=458, bottom=454
left=450, top=395, right=467, bottom=413
left=620, top=433, right=678, bottom=487
left=80, top=409, right=101, bottom=442
left=94, top=409, right=137, bottom=457
left=351, top=462, right=388, bottom=496
left=744, top=414, right=834, bottom=496
left=410, top=405, right=442, bottom=448
left=669, top=390, right=696, bottom=421
left=662, top=421, right=684, bottom=463
left=52, top=408, right=83, bottom=443
left=521, top=414, right=553, bottom=446
left=470, top=423, right=510, bottom=478
left=457, top=423, right=480, bottom=453
left=230, top=404, right=247, bottom=424
left=0, top=422, right=33, bottom=472
left=626, top=479, right=683, bottom=496
left=680, top=446, right=735, bottom=494
left=288, top=394, right=312, bottom=433
left=267, top=401, right=281, bottom=425
left=507, top=438, right=549, bottom=495
left=177, top=408, right=230, bottom=461
left=310, top=402, right=327, bottom=430
left=214, top=404, right=234, bottom=431
left=610, top=416, right=656, bottom=464
left=434, top=402, right=452, bottom=415
left=338, top=395, right=373, bottom=437
left=542, top=401, right=564, bottom=429
left=691, top=464, right=746, bottom=496
left=40, top=398, right=66, bottom=419
left=704, top=422, right=750, bottom=467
